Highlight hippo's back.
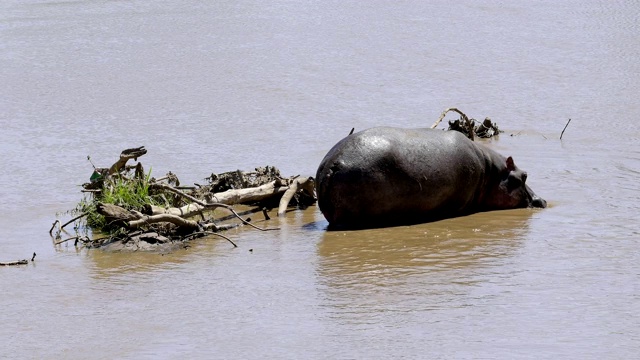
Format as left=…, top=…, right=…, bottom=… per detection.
left=316, top=127, right=484, bottom=227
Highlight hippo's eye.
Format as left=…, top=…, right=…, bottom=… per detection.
left=507, top=173, right=522, bottom=189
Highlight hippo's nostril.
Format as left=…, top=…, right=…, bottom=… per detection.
left=531, top=196, right=547, bottom=208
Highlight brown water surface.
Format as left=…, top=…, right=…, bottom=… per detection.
left=1, top=1, right=639, bottom=358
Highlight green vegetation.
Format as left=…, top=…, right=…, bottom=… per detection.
left=77, top=169, right=162, bottom=233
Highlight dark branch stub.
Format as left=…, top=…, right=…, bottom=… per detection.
left=560, top=118, right=572, bottom=140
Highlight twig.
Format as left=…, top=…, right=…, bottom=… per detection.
left=55, top=236, right=82, bottom=245
left=560, top=118, right=572, bottom=140
left=217, top=204, right=279, bottom=232
left=61, top=213, right=87, bottom=230
left=55, top=235, right=102, bottom=246
left=150, top=183, right=205, bottom=206
left=183, top=231, right=238, bottom=248
left=49, top=220, right=60, bottom=236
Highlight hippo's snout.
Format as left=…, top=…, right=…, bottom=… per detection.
left=531, top=196, right=547, bottom=208
left=524, top=184, right=547, bottom=209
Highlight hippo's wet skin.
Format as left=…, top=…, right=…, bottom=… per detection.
left=316, top=127, right=546, bottom=229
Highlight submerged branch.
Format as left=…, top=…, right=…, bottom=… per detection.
left=183, top=231, right=238, bottom=248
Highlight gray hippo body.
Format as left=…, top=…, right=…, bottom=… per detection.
left=316, top=127, right=546, bottom=229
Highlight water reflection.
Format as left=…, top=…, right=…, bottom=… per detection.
left=88, top=248, right=190, bottom=276
left=318, top=209, right=536, bottom=274
left=315, top=209, right=538, bottom=324
left=83, top=233, right=238, bottom=283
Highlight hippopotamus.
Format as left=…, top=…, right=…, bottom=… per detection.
left=316, top=127, right=546, bottom=229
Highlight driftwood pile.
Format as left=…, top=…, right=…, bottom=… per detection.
left=51, top=147, right=316, bottom=251
left=431, top=107, right=502, bottom=139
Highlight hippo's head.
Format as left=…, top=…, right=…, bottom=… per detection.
left=485, top=156, right=547, bottom=210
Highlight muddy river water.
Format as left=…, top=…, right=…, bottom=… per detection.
left=1, top=1, right=639, bottom=358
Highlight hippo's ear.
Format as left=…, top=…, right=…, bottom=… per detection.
left=506, top=156, right=516, bottom=171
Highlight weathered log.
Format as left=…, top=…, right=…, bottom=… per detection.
left=278, top=177, right=315, bottom=216
left=0, top=259, right=28, bottom=266
left=128, top=214, right=200, bottom=231
left=96, top=202, right=202, bottom=233
left=148, top=203, right=206, bottom=218
left=209, top=180, right=288, bottom=205
left=148, top=181, right=286, bottom=216
left=0, top=253, right=35, bottom=266
left=150, top=177, right=315, bottom=218
left=96, top=202, right=140, bottom=225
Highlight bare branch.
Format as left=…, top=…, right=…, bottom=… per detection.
left=61, top=213, right=87, bottom=230
left=49, top=220, right=60, bottom=236
left=182, top=231, right=238, bottom=248
left=431, top=107, right=471, bottom=129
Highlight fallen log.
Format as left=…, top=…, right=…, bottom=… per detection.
left=0, top=259, right=28, bottom=266
left=208, top=180, right=288, bottom=205
left=149, top=177, right=315, bottom=217
left=148, top=203, right=206, bottom=218
left=96, top=202, right=141, bottom=226
left=0, top=253, right=36, bottom=266
left=128, top=214, right=200, bottom=231
left=96, top=202, right=199, bottom=232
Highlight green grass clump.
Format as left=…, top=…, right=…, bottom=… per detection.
left=76, top=170, right=163, bottom=233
